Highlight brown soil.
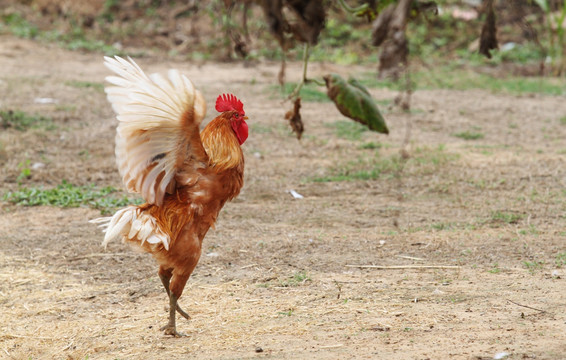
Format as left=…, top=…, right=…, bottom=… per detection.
left=1, top=35, right=565, bottom=360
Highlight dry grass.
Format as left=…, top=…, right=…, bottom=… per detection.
left=1, top=36, right=566, bottom=359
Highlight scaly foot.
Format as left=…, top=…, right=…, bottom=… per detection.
left=160, top=324, right=187, bottom=337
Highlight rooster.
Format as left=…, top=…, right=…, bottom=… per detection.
left=91, top=56, right=248, bottom=337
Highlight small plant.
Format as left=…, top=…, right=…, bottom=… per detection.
left=277, top=309, right=294, bottom=317
left=460, top=249, right=472, bottom=257
left=555, top=252, right=566, bottom=267
left=491, top=211, right=523, bottom=224
left=359, top=142, right=381, bottom=150
left=78, top=149, right=91, bottom=159
left=449, top=296, right=467, bottom=304
left=431, top=222, right=456, bottom=231
left=98, top=0, right=120, bottom=23
left=452, top=131, right=484, bottom=141
left=279, top=271, right=311, bottom=287
left=17, top=160, right=32, bottom=182
left=65, top=80, right=105, bottom=92
left=488, top=263, right=501, bottom=274
left=523, top=260, right=544, bottom=274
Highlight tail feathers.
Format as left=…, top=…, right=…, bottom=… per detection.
left=89, top=206, right=170, bottom=250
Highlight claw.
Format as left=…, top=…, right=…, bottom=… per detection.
left=160, top=324, right=187, bottom=337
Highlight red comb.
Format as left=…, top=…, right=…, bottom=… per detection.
left=215, top=93, right=244, bottom=115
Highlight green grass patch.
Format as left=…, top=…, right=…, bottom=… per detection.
left=16, top=160, right=32, bottom=183
left=359, top=141, right=381, bottom=150
left=257, top=271, right=311, bottom=289
left=452, top=131, right=484, bottom=140
left=278, top=271, right=311, bottom=287
left=0, top=110, right=55, bottom=131
left=458, top=43, right=545, bottom=66
left=2, top=180, right=142, bottom=214
left=309, top=17, right=367, bottom=65
left=277, top=309, right=294, bottom=317
left=431, top=222, right=457, bottom=231
left=358, top=67, right=565, bottom=96
left=312, top=152, right=400, bottom=183
left=250, top=122, right=292, bottom=138
left=311, top=145, right=457, bottom=183
left=410, top=145, right=460, bottom=174
left=0, top=12, right=38, bottom=38
left=491, top=210, right=523, bottom=224
left=523, top=260, right=544, bottom=274
left=555, top=252, right=566, bottom=268
left=41, top=28, right=120, bottom=55
left=272, top=83, right=329, bottom=102
left=312, top=168, right=385, bottom=183
left=0, top=12, right=120, bottom=55
left=488, top=263, right=501, bottom=274
left=65, top=80, right=105, bottom=92
left=328, top=120, right=369, bottom=141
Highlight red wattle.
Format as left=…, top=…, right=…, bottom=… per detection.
left=231, top=120, right=248, bottom=145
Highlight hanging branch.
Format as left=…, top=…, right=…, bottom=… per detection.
left=479, top=0, right=498, bottom=59
left=287, top=43, right=325, bottom=101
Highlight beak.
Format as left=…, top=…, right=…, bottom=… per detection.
left=242, top=116, right=248, bottom=121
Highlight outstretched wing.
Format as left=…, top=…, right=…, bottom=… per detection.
left=104, top=56, right=208, bottom=206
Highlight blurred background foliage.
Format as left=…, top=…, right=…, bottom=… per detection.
left=0, top=0, right=556, bottom=74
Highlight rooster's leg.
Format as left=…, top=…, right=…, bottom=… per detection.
left=160, top=293, right=187, bottom=337
left=159, top=272, right=190, bottom=320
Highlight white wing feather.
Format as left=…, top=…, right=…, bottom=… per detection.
left=103, top=55, right=207, bottom=206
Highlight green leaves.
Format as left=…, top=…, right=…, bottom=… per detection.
left=324, top=73, right=389, bottom=134
left=3, top=180, right=142, bottom=214
left=533, top=0, right=549, bottom=13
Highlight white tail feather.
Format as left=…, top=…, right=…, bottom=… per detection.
left=92, top=206, right=170, bottom=250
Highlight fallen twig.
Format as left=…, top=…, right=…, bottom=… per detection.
left=240, top=263, right=258, bottom=269
left=395, top=255, right=426, bottom=261
left=506, top=299, right=545, bottom=313
left=1, top=334, right=55, bottom=340
left=67, top=252, right=138, bottom=261
left=346, top=264, right=460, bottom=270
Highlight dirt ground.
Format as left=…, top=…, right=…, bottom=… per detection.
left=1, top=35, right=565, bottom=360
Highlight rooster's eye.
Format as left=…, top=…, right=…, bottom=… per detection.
left=234, top=113, right=239, bottom=118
